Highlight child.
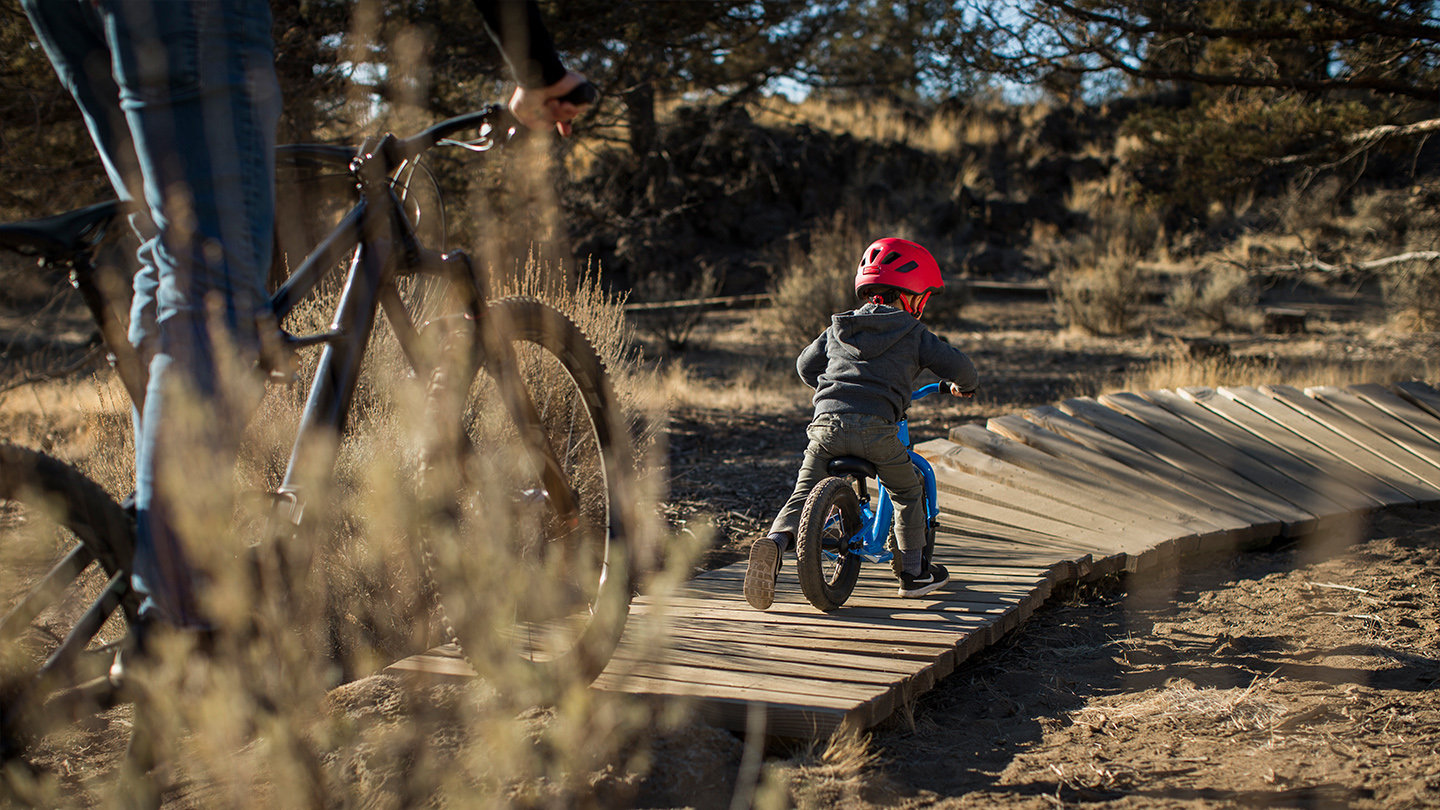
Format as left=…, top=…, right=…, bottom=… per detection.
left=745, top=237, right=977, bottom=610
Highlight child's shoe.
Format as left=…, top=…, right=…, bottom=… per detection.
left=897, top=562, right=949, bottom=598
left=743, top=535, right=783, bottom=610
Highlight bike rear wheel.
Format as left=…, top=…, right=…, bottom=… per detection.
left=421, top=296, right=633, bottom=700
left=0, top=444, right=137, bottom=798
left=795, top=476, right=864, bottom=611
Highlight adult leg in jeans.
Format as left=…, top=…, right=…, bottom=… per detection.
left=23, top=0, right=280, bottom=628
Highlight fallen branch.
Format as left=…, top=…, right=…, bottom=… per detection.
left=1268, top=117, right=1440, bottom=166
left=1252, top=251, right=1440, bottom=275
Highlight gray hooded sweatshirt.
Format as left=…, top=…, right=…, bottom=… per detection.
left=797, top=302, right=978, bottom=423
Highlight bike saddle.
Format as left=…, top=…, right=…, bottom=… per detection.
left=827, top=456, right=877, bottom=479
left=0, top=200, right=124, bottom=260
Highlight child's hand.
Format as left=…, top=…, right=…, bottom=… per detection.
left=949, top=382, right=974, bottom=398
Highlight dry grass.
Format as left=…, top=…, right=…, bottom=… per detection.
left=656, top=359, right=802, bottom=414
left=1053, top=247, right=1148, bottom=336
left=1111, top=351, right=1437, bottom=396
left=768, top=210, right=926, bottom=347
left=0, top=258, right=690, bottom=807
left=1166, top=265, right=1259, bottom=333
left=1071, top=678, right=1286, bottom=734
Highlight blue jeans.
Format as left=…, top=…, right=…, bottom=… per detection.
left=23, top=0, right=280, bottom=626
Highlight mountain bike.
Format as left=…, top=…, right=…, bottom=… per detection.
left=793, top=384, right=945, bottom=611
left=0, top=93, right=635, bottom=777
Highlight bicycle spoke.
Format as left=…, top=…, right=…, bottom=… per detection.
left=36, top=569, right=127, bottom=687
left=0, top=543, right=93, bottom=643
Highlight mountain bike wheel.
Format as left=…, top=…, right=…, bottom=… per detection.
left=0, top=444, right=137, bottom=798
left=795, top=476, right=864, bottom=611
left=421, top=296, right=633, bottom=700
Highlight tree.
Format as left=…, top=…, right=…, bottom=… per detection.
left=950, top=1, right=1440, bottom=216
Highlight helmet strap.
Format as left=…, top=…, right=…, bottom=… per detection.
left=899, top=291, right=930, bottom=317
left=870, top=294, right=886, bottom=306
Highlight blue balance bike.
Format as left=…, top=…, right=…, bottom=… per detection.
left=794, top=383, right=944, bottom=611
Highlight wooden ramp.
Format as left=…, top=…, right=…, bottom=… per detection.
left=389, top=381, right=1440, bottom=738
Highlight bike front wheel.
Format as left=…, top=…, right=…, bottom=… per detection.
left=795, top=476, right=864, bottom=611
left=421, top=296, right=633, bottom=700
left=0, top=444, right=137, bottom=798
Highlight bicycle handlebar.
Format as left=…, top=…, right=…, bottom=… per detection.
left=912, top=382, right=944, bottom=401
left=394, top=81, right=599, bottom=162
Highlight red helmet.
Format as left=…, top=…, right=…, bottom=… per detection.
left=854, top=237, right=943, bottom=317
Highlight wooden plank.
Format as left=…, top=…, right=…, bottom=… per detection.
left=1060, top=396, right=1317, bottom=533
left=1221, top=386, right=1428, bottom=506
left=936, top=513, right=1115, bottom=556
left=1392, top=380, right=1440, bottom=423
left=1262, top=384, right=1440, bottom=496
left=1177, top=386, right=1406, bottom=508
left=1100, top=391, right=1361, bottom=519
left=608, top=687, right=853, bottom=739
left=932, top=489, right=1133, bottom=554
left=919, top=437, right=1204, bottom=545
left=661, top=588, right=1029, bottom=618
left=697, top=562, right=1055, bottom=586
left=1307, top=385, right=1440, bottom=480
left=1348, top=383, right=1440, bottom=447
left=609, top=642, right=922, bottom=686
left=1139, top=388, right=1383, bottom=512
left=644, top=624, right=960, bottom=662
left=931, top=477, right=1151, bottom=554
left=929, top=455, right=1166, bottom=542
left=947, top=423, right=1230, bottom=538
left=627, top=599, right=1001, bottom=636
left=1023, top=405, right=1286, bottom=535
left=985, top=413, right=1265, bottom=542
left=591, top=667, right=889, bottom=720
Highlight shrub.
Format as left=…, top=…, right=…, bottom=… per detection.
left=769, top=213, right=878, bottom=346
left=1052, top=247, right=1147, bottom=336
left=1382, top=256, right=1440, bottom=332
left=1166, top=265, right=1257, bottom=332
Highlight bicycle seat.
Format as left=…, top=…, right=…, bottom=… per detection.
left=827, top=457, right=877, bottom=479
left=0, top=201, right=124, bottom=260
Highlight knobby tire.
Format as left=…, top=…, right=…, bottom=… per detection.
left=795, top=476, right=863, bottom=611
left=420, top=297, right=633, bottom=702
left=0, top=443, right=137, bottom=798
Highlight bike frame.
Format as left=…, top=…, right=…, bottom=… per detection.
left=51, top=106, right=524, bottom=525
left=832, top=383, right=943, bottom=564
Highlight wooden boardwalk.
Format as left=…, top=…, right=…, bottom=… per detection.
left=389, top=381, right=1440, bottom=738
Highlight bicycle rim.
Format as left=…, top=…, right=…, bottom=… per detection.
left=0, top=444, right=136, bottom=800
left=421, top=297, right=632, bottom=700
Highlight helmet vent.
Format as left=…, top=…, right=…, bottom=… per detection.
left=895, top=260, right=919, bottom=273
left=881, top=251, right=902, bottom=265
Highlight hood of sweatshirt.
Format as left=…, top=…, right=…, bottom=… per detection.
left=829, top=303, right=920, bottom=361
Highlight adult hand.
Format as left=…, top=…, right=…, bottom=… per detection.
left=509, top=70, right=590, bottom=136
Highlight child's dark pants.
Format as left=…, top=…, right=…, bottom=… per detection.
left=769, top=413, right=926, bottom=560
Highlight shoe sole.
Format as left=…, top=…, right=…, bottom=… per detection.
left=898, top=573, right=949, bottom=598
left=743, top=540, right=780, bottom=610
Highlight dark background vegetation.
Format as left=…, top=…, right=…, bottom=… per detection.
left=4, top=0, right=1440, bottom=314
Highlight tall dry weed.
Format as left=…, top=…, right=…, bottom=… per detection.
left=1166, top=265, right=1258, bottom=333
left=1382, top=256, right=1440, bottom=332
left=1053, top=247, right=1147, bottom=336
left=1, top=251, right=685, bottom=807
left=769, top=212, right=879, bottom=346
